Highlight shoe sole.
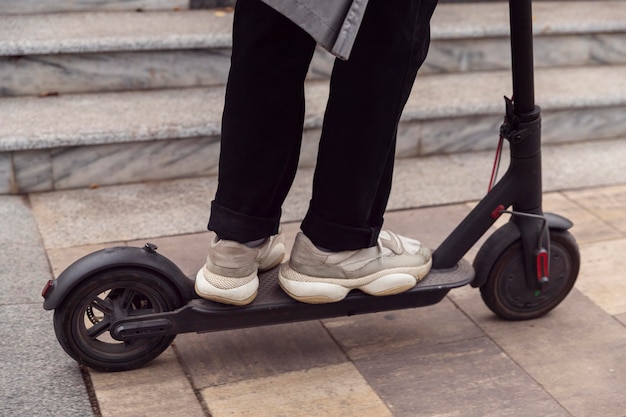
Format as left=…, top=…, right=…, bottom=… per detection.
left=195, top=270, right=259, bottom=306
left=278, top=259, right=432, bottom=304
left=194, top=245, right=286, bottom=306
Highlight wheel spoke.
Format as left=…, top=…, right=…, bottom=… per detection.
left=116, top=288, right=137, bottom=311
left=90, top=296, right=114, bottom=315
left=86, top=317, right=111, bottom=339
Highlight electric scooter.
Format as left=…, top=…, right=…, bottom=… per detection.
left=42, top=0, right=581, bottom=372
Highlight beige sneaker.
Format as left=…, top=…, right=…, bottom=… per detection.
left=195, top=233, right=285, bottom=305
left=279, top=231, right=432, bottom=304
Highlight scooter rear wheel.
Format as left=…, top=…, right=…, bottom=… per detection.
left=53, top=268, right=181, bottom=372
left=479, top=229, right=580, bottom=320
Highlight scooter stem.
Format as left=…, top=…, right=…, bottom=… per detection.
left=432, top=0, right=545, bottom=271
left=509, top=0, right=536, bottom=116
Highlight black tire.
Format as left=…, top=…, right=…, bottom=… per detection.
left=53, top=268, right=182, bottom=372
left=479, top=229, right=580, bottom=320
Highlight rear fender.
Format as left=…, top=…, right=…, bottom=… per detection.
left=42, top=245, right=194, bottom=310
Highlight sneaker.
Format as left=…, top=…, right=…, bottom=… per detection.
left=195, top=233, right=286, bottom=305
left=279, top=231, right=432, bottom=304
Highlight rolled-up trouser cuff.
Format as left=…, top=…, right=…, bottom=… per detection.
left=208, top=201, right=280, bottom=243
left=300, top=207, right=382, bottom=251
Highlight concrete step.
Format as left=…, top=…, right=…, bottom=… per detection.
left=1, top=2, right=625, bottom=96
left=1, top=65, right=625, bottom=194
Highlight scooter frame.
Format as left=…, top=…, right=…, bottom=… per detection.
left=42, top=0, right=581, bottom=371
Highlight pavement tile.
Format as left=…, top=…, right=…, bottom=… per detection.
left=354, top=336, right=568, bottom=417
left=89, top=347, right=204, bottom=417
left=0, top=153, right=12, bottom=194
left=381, top=203, right=471, bottom=250
left=46, top=242, right=125, bottom=278
left=543, top=192, right=623, bottom=244
left=564, top=184, right=626, bottom=235
left=0, top=304, right=94, bottom=417
left=576, top=238, right=626, bottom=315
left=542, top=140, right=626, bottom=192
left=29, top=177, right=218, bottom=249
left=128, top=233, right=209, bottom=277
left=200, top=363, right=393, bottom=417
left=127, top=222, right=302, bottom=275
left=322, top=297, right=483, bottom=360
left=175, top=321, right=347, bottom=388
left=448, top=288, right=626, bottom=417
left=0, top=196, right=54, bottom=304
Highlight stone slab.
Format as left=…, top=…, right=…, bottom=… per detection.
left=0, top=87, right=224, bottom=152
left=542, top=192, right=622, bottom=245
left=52, top=136, right=221, bottom=190
left=46, top=242, right=126, bottom=278
left=430, top=2, right=626, bottom=40
left=0, top=0, right=187, bottom=14
left=449, top=288, right=626, bottom=417
left=379, top=203, right=471, bottom=250
left=564, top=184, right=626, bottom=234
left=0, top=196, right=53, bottom=304
left=424, top=32, right=626, bottom=74
left=0, top=49, right=232, bottom=97
left=12, top=150, right=52, bottom=193
left=0, top=10, right=231, bottom=56
left=3, top=24, right=626, bottom=99
left=354, top=336, right=568, bottom=417
left=28, top=138, right=626, bottom=249
left=200, top=363, right=392, bottom=417
left=3, top=3, right=625, bottom=56
left=0, top=304, right=93, bottom=417
left=576, top=238, right=626, bottom=315
left=127, top=234, right=210, bottom=277
left=29, top=175, right=218, bottom=249
left=3, top=66, right=626, bottom=153
left=322, top=297, right=483, bottom=361
left=89, top=347, right=205, bottom=417
left=175, top=321, right=347, bottom=388
left=542, top=138, right=626, bottom=191
left=0, top=153, right=12, bottom=193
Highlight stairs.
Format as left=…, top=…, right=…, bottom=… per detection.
left=1, top=1, right=625, bottom=194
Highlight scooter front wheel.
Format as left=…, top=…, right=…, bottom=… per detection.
left=478, top=229, right=580, bottom=320
left=53, top=268, right=182, bottom=372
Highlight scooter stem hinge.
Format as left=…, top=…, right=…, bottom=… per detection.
left=500, top=96, right=541, bottom=144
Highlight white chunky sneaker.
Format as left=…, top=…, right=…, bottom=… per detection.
left=195, top=233, right=285, bottom=305
left=279, top=231, right=432, bottom=304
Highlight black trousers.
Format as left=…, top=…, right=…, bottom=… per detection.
left=208, top=0, right=438, bottom=251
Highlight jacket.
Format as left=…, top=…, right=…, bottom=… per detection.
left=260, top=0, right=370, bottom=60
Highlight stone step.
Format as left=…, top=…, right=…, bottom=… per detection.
left=1, top=65, right=625, bottom=194
left=0, top=0, right=189, bottom=15
left=1, top=2, right=625, bottom=96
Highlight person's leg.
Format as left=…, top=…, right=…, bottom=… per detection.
left=197, top=0, right=316, bottom=305
left=279, top=0, right=438, bottom=303
left=301, top=0, right=439, bottom=251
left=208, top=0, right=317, bottom=243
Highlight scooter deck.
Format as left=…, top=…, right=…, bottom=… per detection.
left=111, top=260, right=474, bottom=340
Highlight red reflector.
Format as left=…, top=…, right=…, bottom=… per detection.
left=491, top=204, right=505, bottom=220
left=41, top=280, right=54, bottom=298
left=536, top=249, right=549, bottom=280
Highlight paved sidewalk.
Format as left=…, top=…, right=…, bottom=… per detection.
left=2, top=138, right=626, bottom=416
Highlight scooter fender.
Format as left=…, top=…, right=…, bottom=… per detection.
left=42, top=245, right=194, bottom=310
